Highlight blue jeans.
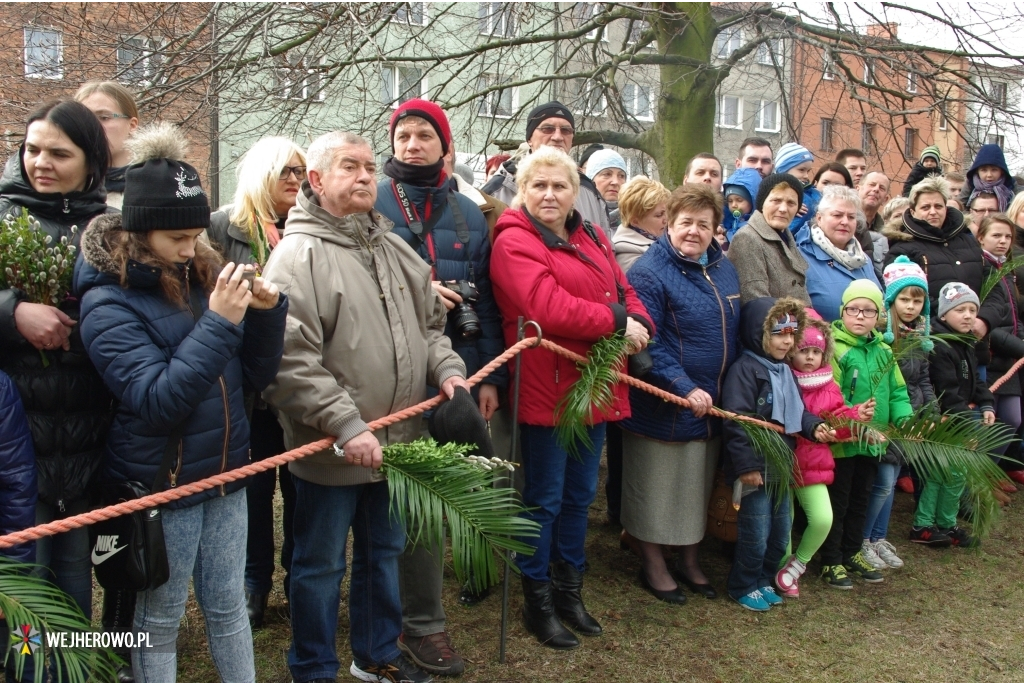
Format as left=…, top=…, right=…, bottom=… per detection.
left=517, top=423, right=605, bottom=581
left=133, top=489, right=254, bottom=683
left=863, top=461, right=898, bottom=541
left=288, top=477, right=405, bottom=682
left=34, top=498, right=92, bottom=620
left=727, top=485, right=791, bottom=599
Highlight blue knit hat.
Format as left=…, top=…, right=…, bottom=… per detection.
left=774, top=143, right=815, bottom=175
left=881, top=255, right=932, bottom=349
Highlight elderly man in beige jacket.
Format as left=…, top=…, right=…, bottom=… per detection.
left=262, top=131, right=467, bottom=684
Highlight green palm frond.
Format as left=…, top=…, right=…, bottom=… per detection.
left=554, top=334, right=631, bottom=455
left=869, top=332, right=967, bottom=396
left=981, top=254, right=1024, bottom=302
left=735, top=417, right=795, bottom=507
left=381, top=439, right=540, bottom=592
left=0, top=558, right=121, bottom=682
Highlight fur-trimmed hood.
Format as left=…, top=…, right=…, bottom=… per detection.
left=739, top=296, right=807, bottom=357
left=882, top=212, right=913, bottom=243
left=78, top=213, right=122, bottom=277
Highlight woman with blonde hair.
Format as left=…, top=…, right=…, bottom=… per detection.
left=206, top=135, right=306, bottom=628
left=75, top=80, right=140, bottom=209
left=611, top=176, right=670, bottom=273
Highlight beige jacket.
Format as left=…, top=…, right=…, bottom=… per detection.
left=262, top=186, right=466, bottom=487
left=611, top=224, right=654, bottom=273
left=727, top=210, right=810, bottom=305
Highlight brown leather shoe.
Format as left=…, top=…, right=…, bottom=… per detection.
left=397, top=631, right=465, bottom=676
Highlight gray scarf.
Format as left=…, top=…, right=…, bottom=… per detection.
left=811, top=225, right=868, bottom=271
left=743, top=350, right=805, bottom=434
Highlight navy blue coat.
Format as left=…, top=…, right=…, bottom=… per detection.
left=621, top=235, right=741, bottom=442
left=375, top=178, right=506, bottom=388
left=0, top=369, right=37, bottom=562
left=74, top=215, right=287, bottom=509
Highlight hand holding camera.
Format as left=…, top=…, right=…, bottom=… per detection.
left=439, top=280, right=481, bottom=341
left=210, top=263, right=280, bottom=325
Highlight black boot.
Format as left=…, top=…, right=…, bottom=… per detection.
left=550, top=561, right=602, bottom=636
left=245, top=591, right=269, bottom=629
left=520, top=577, right=579, bottom=650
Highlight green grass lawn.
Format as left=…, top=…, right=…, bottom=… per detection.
left=121, top=464, right=1024, bottom=683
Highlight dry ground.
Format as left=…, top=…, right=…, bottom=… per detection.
left=102, top=461, right=1024, bottom=683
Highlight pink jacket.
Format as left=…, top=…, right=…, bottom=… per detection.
left=792, top=366, right=861, bottom=487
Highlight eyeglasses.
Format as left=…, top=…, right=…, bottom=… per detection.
left=95, top=113, right=131, bottom=123
left=843, top=306, right=879, bottom=319
left=537, top=125, right=574, bottom=136
left=279, top=166, right=307, bottom=181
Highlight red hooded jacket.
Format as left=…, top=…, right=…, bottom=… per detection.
left=490, top=208, right=652, bottom=426
left=792, top=365, right=861, bottom=486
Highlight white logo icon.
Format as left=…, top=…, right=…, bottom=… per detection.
left=174, top=167, right=205, bottom=199
left=91, top=535, right=126, bottom=565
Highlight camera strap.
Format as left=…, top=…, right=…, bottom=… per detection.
left=391, top=180, right=475, bottom=283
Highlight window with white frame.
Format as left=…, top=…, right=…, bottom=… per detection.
left=380, top=64, right=425, bottom=107
left=906, top=70, right=918, bottom=94
left=623, top=84, right=653, bottom=121
left=24, top=27, right=63, bottom=79
left=755, top=100, right=779, bottom=132
left=568, top=78, right=606, bottom=117
left=276, top=54, right=327, bottom=102
left=717, top=95, right=741, bottom=129
left=863, top=59, right=875, bottom=85
left=390, top=2, right=427, bottom=25
left=118, top=36, right=161, bottom=85
left=756, top=38, right=783, bottom=67
left=479, top=2, right=516, bottom=38
left=823, top=53, right=836, bottom=80
left=477, top=74, right=516, bottom=118
left=575, top=3, right=608, bottom=41
left=986, top=133, right=1005, bottom=148
left=714, top=28, right=741, bottom=59
left=990, top=81, right=1007, bottom=107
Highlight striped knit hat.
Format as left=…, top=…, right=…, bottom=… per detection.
left=920, top=145, right=941, bottom=165
left=882, top=255, right=932, bottom=349
left=774, top=143, right=815, bottom=175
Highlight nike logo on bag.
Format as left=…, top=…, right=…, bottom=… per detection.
left=91, top=535, right=126, bottom=565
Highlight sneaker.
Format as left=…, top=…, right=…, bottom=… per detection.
left=820, top=564, right=853, bottom=590
left=844, top=551, right=884, bottom=583
left=350, top=654, right=433, bottom=683
left=909, top=525, right=952, bottom=547
left=874, top=539, right=904, bottom=569
left=940, top=526, right=978, bottom=548
left=860, top=540, right=888, bottom=570
left=896, top=476, right=915, bottom=494
left=733, top=589, right=770, bottom=612
left=759, top=586, right=783, bottom=606
left=774, top=555, right=806, bottom=597
left=397, top=631, right=464, bottom=676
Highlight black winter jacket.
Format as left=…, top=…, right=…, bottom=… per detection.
left=75, top=214, right=288, bottom=509
left=0, top=369, right=37, bottom=562
left=720, top=297, right=823, bottom=483
left=982, top=253, right=1024, bottom=396
left=375, top=177, right=507, bottom=389
left=884, top=208, right=1009, bottom=334
left=901, top=161, right=944, bottom=197
left=895, top=332, right=937, bottom=410
left=929, top=318, right=994, bottom=415
left=0, top=153, right=116, bottom=509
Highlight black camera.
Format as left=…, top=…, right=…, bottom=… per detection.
left=442, top=280, right=481, bottom=341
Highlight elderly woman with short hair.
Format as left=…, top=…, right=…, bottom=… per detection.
left=620, top=183, right=741, bottom=604
left=611, top=176, right=670, bottom=273
left=799, top=185, right=881, bottom=321
left=490, top=146, right=653, bottom=650
left=727, top=173, right=810, bottom=304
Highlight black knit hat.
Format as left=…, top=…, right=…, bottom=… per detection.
left=122, top=122, right=211, bottom=233
left=755, top=172, right=804, bottom=213
left=428, top=387, right=495, bottom=457
left=525, top=101, right=575, bottom=141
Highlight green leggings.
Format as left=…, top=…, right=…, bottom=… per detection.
left=914, top=472, right=965, bottom=529
left=790, top=484, right=834, bottom=565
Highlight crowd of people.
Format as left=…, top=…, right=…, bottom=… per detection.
left=1, top=84, right=1023, bottom=684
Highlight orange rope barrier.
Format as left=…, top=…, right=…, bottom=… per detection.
left=988, top=355, right=1024, bottom=393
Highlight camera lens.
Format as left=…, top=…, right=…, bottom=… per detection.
left=452, top=303, right=482, bottom=341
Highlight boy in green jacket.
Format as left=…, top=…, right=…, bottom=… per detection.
left=820, top=280, right=914, bottom=589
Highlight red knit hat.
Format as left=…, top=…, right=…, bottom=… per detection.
left=389, top=99, right=452, bottom=154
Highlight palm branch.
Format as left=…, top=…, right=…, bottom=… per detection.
left=380, top=439, right=540, bottom=593
left=0, top=558, right=121, bottom=682
left=553, top=334, right=632, bottom=455
left=734, top=416, right=796, bottom=507
left=981, top=254, right=1024, bottom=302
left=868, top=331, right=968, bottom=396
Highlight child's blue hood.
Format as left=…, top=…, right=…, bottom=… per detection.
left=967, top=144, right=1013, bottom=190
left=723, top=168, right=763, bottom=205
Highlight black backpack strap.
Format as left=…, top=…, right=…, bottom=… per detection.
left=447, top=194, right=476, bottom=283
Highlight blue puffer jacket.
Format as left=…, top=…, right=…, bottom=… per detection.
left=790, top=186, right=822, bottom=244
left=621, top=234, right=741, bottom=442
left=799, top=231, right=881, bottom=322
left=73, top=214, right=287, bottom=509
left=0, top=369, right=36, bottom=562
left=375, top=177, right=506, bottom=388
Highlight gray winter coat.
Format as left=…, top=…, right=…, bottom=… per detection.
left=727, top=210, right=810, bottom=305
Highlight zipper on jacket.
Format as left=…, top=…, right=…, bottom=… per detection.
left=62, top=198, right=70, bottom=214
left=218, top=376, right=230, bottom=496
left=169, top=440, right=183, bottom=487
left=703, top=266, right=729, bottom=435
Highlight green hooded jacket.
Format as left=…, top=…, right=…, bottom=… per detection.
left=830, top=320, right=914, bottom=457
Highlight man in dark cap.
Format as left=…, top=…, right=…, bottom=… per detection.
left=482, top=100, right=610, bottom=237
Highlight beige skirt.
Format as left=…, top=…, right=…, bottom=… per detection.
left=620, top=432, right=719, bottom=546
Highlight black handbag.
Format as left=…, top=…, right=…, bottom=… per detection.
left=89, top=426, right=184, bottom=591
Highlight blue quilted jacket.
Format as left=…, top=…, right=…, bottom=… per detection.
left=0, top=369, right=36, bottom=562
left=375, top=178, right=506, bottom=388
left=621, top=234, right=741, bottom=442
left=73, top=214, right=287, bottom=509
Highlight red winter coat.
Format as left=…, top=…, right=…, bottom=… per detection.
left=792, top=366, right=860, bottom=486
left=490, top=208, right=652, bottom=426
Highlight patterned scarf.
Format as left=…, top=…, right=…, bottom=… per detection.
left=969, top=174, right=1014, bottom=212
left=810, top=225, right=868, bottom=270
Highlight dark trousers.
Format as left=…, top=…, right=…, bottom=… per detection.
left=604, top=422, right=623, bottom=524
left=820, top=456, right=877, bottom=565
left=245, top=406, right=295, bottom=597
